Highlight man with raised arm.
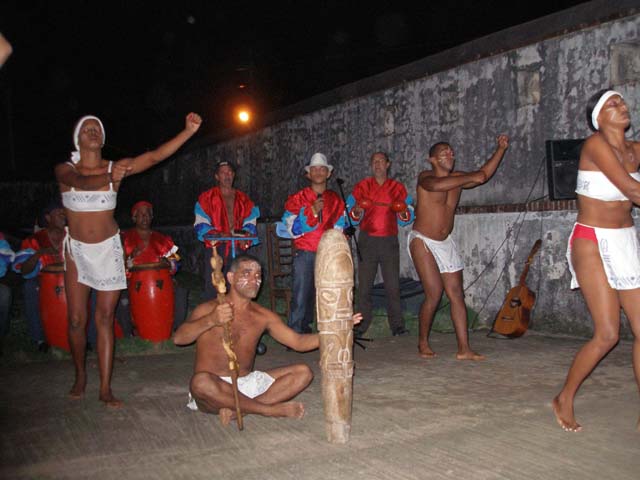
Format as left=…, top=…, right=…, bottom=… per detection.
left=409, top=135, right=509, bottom=360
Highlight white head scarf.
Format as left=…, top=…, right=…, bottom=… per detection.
left=591, top=90, right=623, bottom=131
left=70, top=115, right=105, bottom=164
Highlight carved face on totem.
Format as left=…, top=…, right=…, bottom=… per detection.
left=315, top=230, right=353, bottom=328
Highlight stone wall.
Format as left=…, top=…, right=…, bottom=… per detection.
left=1, top=3, right=639, bottom=337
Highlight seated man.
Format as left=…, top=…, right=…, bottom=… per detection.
left=13, top=201, right=67, bottom=352
left=174, top=253, right=360, bottom=426
left=0, top=232, right=16, bottom=351
left=121, top=201, right=188, bottom=332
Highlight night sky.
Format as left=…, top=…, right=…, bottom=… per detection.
left=1, top=0, right=589, bottom=181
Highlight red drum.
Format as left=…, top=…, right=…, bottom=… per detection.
left=38, top=265, right=70, bottom=351
left=128, top=262, right=175, bottom=341
left=38, top=264, right=124, bottom=350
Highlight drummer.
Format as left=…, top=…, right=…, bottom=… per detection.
left=13, top=200, right=67, bottom=351
left=121, top=201, right=188, bottom=331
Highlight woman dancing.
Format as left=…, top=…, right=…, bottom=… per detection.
left=56, top=112, right=202, bottom=407
left=554, top=89, right=640, bottom=432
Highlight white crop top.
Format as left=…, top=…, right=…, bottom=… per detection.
left=575, top=170, right=640, bottom=202
left=61, top=161, right=118, bottom=212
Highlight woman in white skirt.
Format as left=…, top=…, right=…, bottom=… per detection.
left=56, top=112, right=201, bottom=407
left=555, top=89, right=640, bottom=432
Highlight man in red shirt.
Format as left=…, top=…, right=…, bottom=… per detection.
left=194, top=161, right=260, bottom=300
left=121, top=201, right=188, bottom=332
left=122, top=201, right=179, bottom=274
left=348, top=152, right=414, bottom=337
left=13, top=201, right=66, bottom=351
left=278, top=153, right=347, bottom=334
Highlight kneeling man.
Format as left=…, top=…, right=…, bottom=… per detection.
left=174, top=254, right=360, bottom=425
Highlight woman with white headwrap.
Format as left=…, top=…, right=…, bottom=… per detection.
left=55, top=112, right=202, bottom=407
left=554, top=89, right=640, bottom=432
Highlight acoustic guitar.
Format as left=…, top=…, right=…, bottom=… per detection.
left=492, top=239, right=542, bottom=338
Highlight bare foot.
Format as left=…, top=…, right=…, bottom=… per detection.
left=418, top=344, right=437, bottom=359
left=456, top=350, right=485, bottom=361
left=270, top=401, right=305, bottom=419
left=552, top=395, right=581, bottom=432
left=68, top=376, right=86, bottom=399
left=219, top=408, right=235, bottom=427
left=99, top=391, right=124, bottom=409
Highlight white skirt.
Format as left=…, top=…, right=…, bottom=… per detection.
left=408, top=230, right=464, bottom=273
left=64, top=229, right=127, bottom=291
left=567, top=223, right=640, bottom=290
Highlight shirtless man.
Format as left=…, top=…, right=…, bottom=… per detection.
left=409, top=135, right=509, bottom=360
left=174, top=254, right=361, bottom=425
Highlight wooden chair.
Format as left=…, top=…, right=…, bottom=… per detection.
left=265, top=223, right=294, bottom=318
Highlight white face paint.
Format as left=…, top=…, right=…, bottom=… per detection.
left=233, top=261, right=262, bottom=298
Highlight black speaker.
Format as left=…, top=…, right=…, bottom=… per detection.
left=545, top=139, right=584, bottom=200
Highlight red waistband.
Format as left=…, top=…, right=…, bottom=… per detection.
left=570, top=223, right=597, bottom=247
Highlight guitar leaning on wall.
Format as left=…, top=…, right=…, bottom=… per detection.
left=490, top=239, right=542, bottom=338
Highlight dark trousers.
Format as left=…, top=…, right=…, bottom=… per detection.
left=356, top=231, right=404, bottom=335
left=0, top=283, right=12, bottom=337
left=23, top=278, right=45, bottom=343
left=288, top=249, right=316, bottom=334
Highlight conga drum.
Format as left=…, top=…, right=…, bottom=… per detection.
left=38, top=264, right=124, bottom=350
left=38, top=264, right=70, bottom=351
left=128, top=262, right=175, bottom=341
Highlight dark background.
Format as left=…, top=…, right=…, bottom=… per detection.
left=1, top=0, right=589, bottom=181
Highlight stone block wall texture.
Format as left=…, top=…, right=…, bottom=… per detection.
left=1, top=7, right=638, bottom=337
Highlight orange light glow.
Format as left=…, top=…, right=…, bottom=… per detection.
left=237, top=110, right=251, bottom=123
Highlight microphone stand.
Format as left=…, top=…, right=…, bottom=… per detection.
left=335, top=178, right=362, bottom=262
left=335, top=177, right=371, bottom=350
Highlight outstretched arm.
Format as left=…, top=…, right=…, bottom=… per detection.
left=267, top=311, right=320, bottom=352
left=121, top=113, right=202, bottom=176
left=419, top=170, right=485, bottom=191
left=420, top=135, right=509, bottom=192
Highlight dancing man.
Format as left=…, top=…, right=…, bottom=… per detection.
left=409, top=135, right=509, bottom=360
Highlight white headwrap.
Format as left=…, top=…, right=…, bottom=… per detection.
left=591, top=90, right=623, bottom=131
left=70, top=115, right=106, bottom=164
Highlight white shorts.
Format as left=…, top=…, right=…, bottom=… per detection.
left=567, top=223, right=640, bottom=290
left=408, top=230, right=464, bottom=273
left=187, top=370, right=276, bottom=411
left=63, top=229, right=127, bottom=291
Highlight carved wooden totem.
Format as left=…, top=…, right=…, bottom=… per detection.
left=315, top=229, right=354, bottom=444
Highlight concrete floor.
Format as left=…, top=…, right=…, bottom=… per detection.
left=1, top=332, right=639, bottom=479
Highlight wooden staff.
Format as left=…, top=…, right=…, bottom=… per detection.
left=210, top=246, right=244, bottom=431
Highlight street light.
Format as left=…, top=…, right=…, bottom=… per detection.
left=237, top=109, right=250, bottom=124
